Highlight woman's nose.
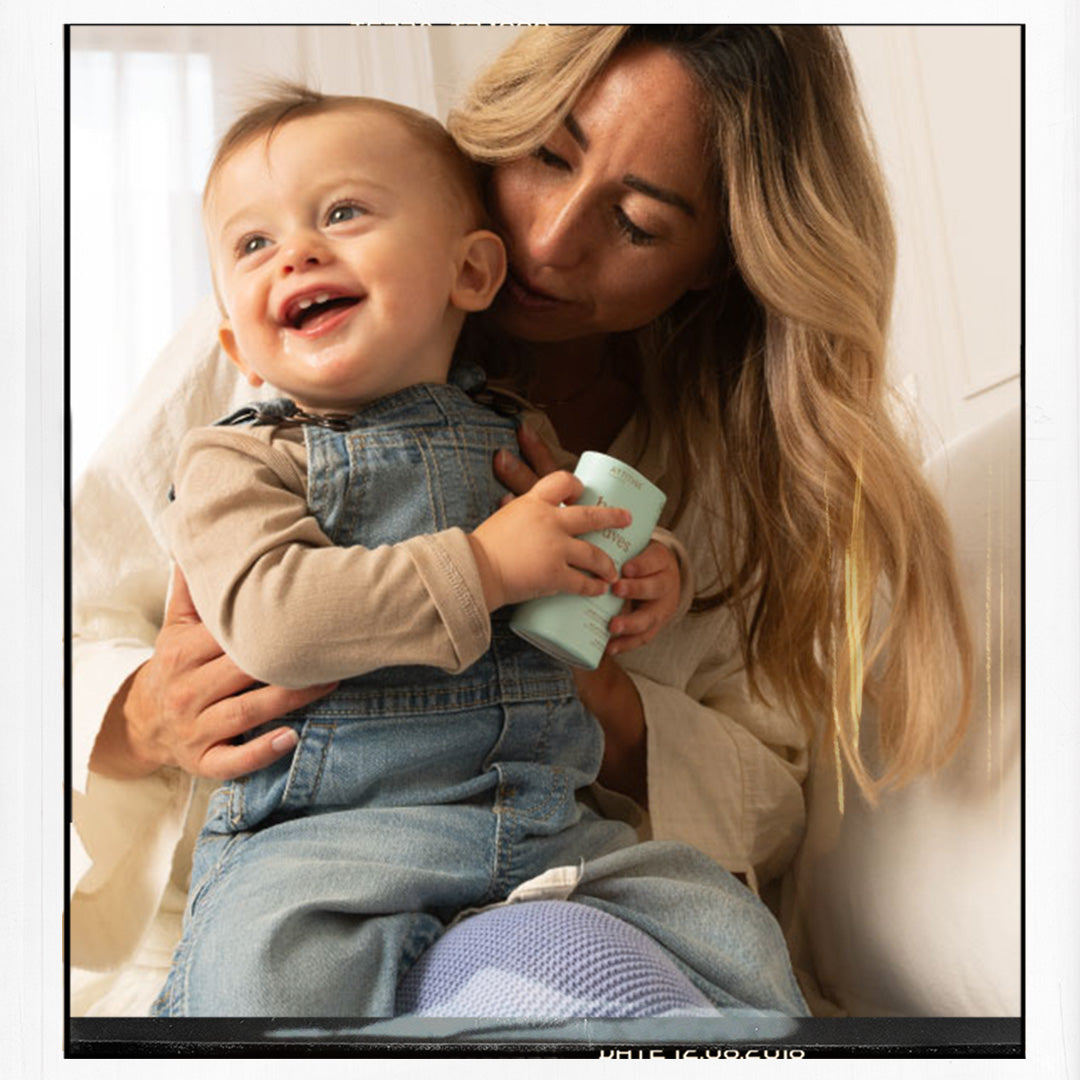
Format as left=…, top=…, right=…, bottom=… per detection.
left=527, top=185, right=589, bottom=268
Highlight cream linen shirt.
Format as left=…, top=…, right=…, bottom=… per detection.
left=71, top=297, right=809, bottom=1014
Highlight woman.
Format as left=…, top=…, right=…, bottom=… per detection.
left=72, top=25, right=971, bottom=1015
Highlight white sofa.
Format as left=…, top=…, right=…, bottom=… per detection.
left=784, top=403, right=1021, bottom=1016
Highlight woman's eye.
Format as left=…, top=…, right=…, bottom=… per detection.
left=327, top=202, right=365, bottom=225
left=239, top=235, right=269, bottom=258
left=534, top=145, right=570, bottom=171
left=614, top=206, right=657, bottom=247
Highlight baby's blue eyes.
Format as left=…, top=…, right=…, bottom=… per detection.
left=234, top=203, right=366, bottom=259
left=327, top=203, right=364, bottom=225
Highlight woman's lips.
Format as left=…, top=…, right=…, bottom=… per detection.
left=503, top=270, right=568, bottom=311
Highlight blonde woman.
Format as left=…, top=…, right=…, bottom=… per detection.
left=72, top=25, right=970, bottom=1017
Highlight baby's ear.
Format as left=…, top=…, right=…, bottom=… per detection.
left=451, top=230, right=507, bottom=313
left=218, top=323, right=264, bottom=388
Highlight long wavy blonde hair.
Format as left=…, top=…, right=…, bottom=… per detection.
left=450, top=25, right=972, bottom=801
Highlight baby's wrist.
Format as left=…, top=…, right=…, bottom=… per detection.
left=466, top=530, right=504, bottom=613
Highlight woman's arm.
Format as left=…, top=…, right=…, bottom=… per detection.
left=574, top=620, right=808, bottom=890
left=622, top=642, right=808, bottom=891
left=89, top=567, right=337, bottom=780
left=72, top=298, right=331, bottom=788
left=573, top=657, right=648, bottom=807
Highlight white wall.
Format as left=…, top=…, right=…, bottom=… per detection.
left=428, top=26, right=521, bottom=120
left=844, top=26, right=1021, bottom=455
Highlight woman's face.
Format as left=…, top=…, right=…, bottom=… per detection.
left=488, top=44, right=721, bottom=344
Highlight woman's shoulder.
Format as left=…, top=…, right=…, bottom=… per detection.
left=92, top=298, right=277, bottom=464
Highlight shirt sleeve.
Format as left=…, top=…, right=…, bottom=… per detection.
left=615, top=503, right=809, bottom=891
left=161, top=425, right=491, bottom=689
left=71, top=297, right=264, bottom=794
left=618, top=605, right=808, bottom=892
left=628, top=668, right=807, bottom=892
left=71, top=296, right=248, bottom=965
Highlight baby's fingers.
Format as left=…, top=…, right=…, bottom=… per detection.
left=558, top=502, right=632, bottom=537
left=567, top=538, right=619, bottom=585
left=558, top=570, right=613, bottom=598
left=531, top=470, right=584, bottom=506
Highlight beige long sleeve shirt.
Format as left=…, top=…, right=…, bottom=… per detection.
left=162, top=423, right=492, bottom=687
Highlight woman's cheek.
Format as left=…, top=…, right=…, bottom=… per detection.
left=488, top=168, right=531, bottom=244
left=600, top=272, right=673, bottom=330
left=626, top=261, right=707, bottom=325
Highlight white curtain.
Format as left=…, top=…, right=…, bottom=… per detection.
left=68, top=25, right=440, bottom=480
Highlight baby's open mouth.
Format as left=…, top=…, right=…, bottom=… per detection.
left=285, top=292, right=362, bottom=330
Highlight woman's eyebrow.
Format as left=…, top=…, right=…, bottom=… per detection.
left=622, top=175, right=697, bottom=219
left=563, top=112, right=698, bottom=220
left=564, top=113, right=589, bottom=150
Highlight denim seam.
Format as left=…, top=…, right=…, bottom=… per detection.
left=493, top=775, right=516, bottom=900
left=228, top=776, right=247, bottom=831
left=303, top=424, right=324, bottom=528
left=280, top=718, right=334, bottom=811
left=448, top=431, right=470, bottom=521
left=512, top=765, right=571, bottom=822
left=305, top=680, right=572, bottom=715
left=417, top=430, right=443, bottom=530
left=531, top=698, right=554, bottom=763
left=340, top=433, right=365, bottom=543
left=168, top=830, right=246, bottom=1015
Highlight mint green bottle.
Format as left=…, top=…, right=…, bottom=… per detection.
left=510, top=452, right=667, bottom=669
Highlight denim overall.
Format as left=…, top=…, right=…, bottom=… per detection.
left=153, top=366, right=807, bottom=1019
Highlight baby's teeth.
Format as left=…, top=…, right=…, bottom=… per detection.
left=315, top=292, right=330, bottom=304
left=298, top=298, right=313, bottom=310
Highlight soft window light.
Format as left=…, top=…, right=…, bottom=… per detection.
left=69, top=48, right=213, bottom=480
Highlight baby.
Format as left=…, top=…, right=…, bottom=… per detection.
left=152, top=86, right=805, bottom=1019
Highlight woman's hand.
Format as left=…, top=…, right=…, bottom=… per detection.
left=492, top=423, right=559, bottom=499
left=574, top=656, right=648, bottom=808
left=88, top=567, right=338, bottom=782
left=607, top=540, right=681, bottom=656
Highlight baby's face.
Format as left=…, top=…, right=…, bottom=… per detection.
left=206, top=108, right=473, bottom=412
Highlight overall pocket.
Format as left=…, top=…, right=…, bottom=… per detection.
left=225, top=718, right=334, bottom=830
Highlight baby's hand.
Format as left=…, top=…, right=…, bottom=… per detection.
left=605, top=540, right=682, bottom=656
left=468, top=471, right=631, bottom=612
